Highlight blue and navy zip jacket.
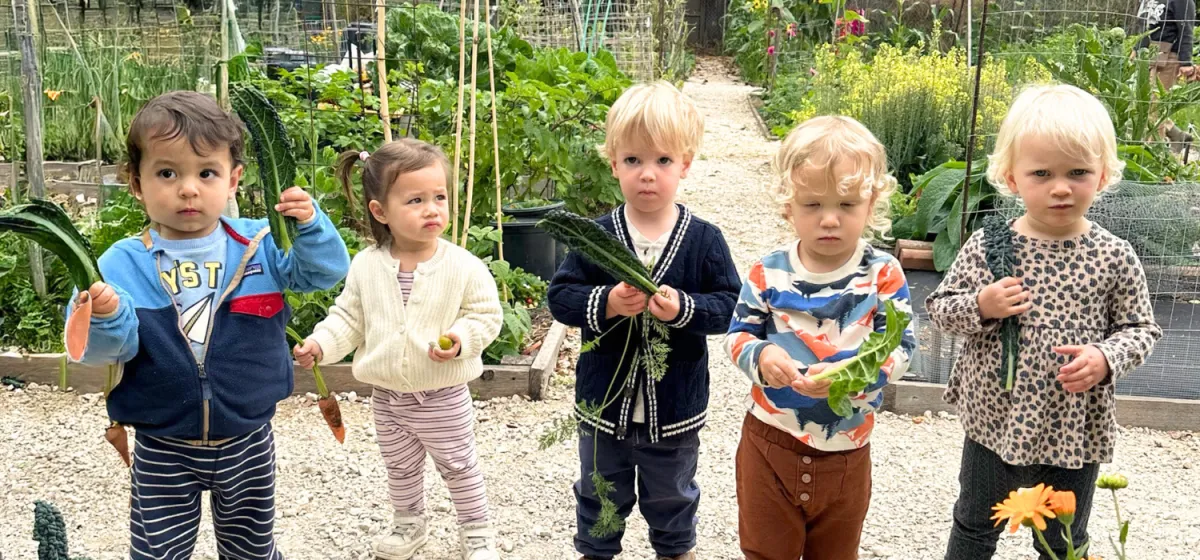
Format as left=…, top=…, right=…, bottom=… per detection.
left=547, top=204, right=742, bottom=443
left=66, top=204, right=350, bottom=442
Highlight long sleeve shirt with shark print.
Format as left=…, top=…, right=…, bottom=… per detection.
left=725, top=239, right=916, bottom=452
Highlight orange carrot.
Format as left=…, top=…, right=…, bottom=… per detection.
left=65, top=291, right=92, bottom=362
left=318, top=395, right=345, bottom=443
left=105, top=423, right=130, bottom=467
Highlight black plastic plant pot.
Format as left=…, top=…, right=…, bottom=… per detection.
left=492, top=200, right=567, bottom=282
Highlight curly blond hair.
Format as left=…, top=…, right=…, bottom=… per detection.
left=987, top=84, right=1124, bottom=193
left=772, top=115, right=898, bottom=238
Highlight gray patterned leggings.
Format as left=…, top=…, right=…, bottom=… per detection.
left=944, top=437, right=1099, bottom=560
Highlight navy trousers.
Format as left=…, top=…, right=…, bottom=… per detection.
left=575, top=424, right=701, bottom=559
left=129, top=423, right=284, bottom=560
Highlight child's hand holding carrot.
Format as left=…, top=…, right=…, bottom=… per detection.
left=293, top=339, right=323, bottom=368
left=428, top=332, right=460, bottom=362
left=85, top=281, right=119, bottom=316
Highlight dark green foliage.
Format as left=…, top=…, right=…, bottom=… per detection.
left=983, top=214, right=1019, bottom=391
left=231, top=82, right=299, bottom=253
left=33, top=500, right=91, bottom=560
left=537, top=209, right=658, bottom=295
left=0, top=199, right=101, bottom=291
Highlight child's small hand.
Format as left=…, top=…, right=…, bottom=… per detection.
left=791, top=361, right=835, bottom=398
left=605, top=282, right=648, bottom=319
left=275, top=186, right=315, bottom=223
left=85, top=282, right=119, bottom=316
left=293, top=339, right=323, bottom=368
left=978, top=277, right=1032, bottom=320
left=1053, top=344, right=1110, bottom=393
left=649, top=285, right=681, bottom=322
left=758, top=344, right=800, bottom=388
left=428, top=332, right=461, bottom=362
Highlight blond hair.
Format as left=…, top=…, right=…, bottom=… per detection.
left=987, top=84, right=1124, bottom=192
left=603, top=81, right=703, bottom=160
left=772, top=116, right=898, bottom=238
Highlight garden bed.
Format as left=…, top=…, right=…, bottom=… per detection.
left=0, top=160, right=121, bottom=200
left=746, top=91, right=779, bottom=141
left=0, top=317, right=568, bottom=401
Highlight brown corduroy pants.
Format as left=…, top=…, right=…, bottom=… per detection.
left=736, top=413, right=872, bottom=560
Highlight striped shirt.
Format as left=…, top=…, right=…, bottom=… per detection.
left=398, top=270, right=414, bottom=304
left=724, top=239, right=916, bottom=451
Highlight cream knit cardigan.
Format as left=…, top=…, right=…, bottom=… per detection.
left=308, top=239, right=503, bottom=393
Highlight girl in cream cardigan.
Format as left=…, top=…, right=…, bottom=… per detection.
left=293, top=139, right=503, bottom=560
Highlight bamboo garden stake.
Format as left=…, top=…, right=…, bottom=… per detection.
left=450, top=0, right=470, bottom=245
left=460, top=0, right=482, bottom=248
left=484, top=0, right=505, bottom=264
left=375, top=0, right=391, bottom=143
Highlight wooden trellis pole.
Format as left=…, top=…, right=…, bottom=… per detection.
left=460, top=0, right=482, bottom=248
left=376, top=0, right=391, bottom=143
left=451, top=0, right=470, bottom=245
left=14, top=0, right=47, bottom=296
left=483, top=0, right=504, bottom=264
left=958, top=0, right=990, bottom=245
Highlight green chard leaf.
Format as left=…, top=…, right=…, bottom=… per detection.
left=809, top=300, right=911, bottom=418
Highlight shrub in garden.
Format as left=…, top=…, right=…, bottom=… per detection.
left=763, top=42, right=1036, bottom=185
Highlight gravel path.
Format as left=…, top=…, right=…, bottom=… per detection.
left=3, top=57, right=1198, bottom=560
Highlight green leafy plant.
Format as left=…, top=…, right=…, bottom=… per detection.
left=983, top=214, right=1019, bottom=391
left=0, top=199, right=101, bottom=291
left=231, top=82, right=299, bottom=254
left=385, top=3, right=532, bottom=84
left=537, top=209, right=658, bottom=294
left=33, top=500, right=90, bottom=560
left=892, top=159, right=994, bottom=270
left=807, top=299, right=910, bottom=417
left=418, top=47, right=628, bottom=223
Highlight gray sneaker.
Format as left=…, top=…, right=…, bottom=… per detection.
left=373, top=513, right=428, bottom=560
left=459, top=522, right=500, bottom=560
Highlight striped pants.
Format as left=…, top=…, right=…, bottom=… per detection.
left=373, top=384, right=489, bottom=524
left=129, top=424, right=283, bottom=560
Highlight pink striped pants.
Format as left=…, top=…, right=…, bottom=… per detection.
left=372, top=384, right=490, bottom=524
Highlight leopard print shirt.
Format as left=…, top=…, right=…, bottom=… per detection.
left=926, top=222, right=1162, bottom=468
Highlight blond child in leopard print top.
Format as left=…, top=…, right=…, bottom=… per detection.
left=927, top=84, right=1162, bottom=560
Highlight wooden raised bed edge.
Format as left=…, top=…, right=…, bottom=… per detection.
left=882, top=379, right=1200, bottom=432
left=746, top=91, right=780, bottom=142
left=0, top=321, right=569, bottom=401
left=894, top=239, right=937, bottom=271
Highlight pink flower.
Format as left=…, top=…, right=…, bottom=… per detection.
left=786, top=23, right=797, bottom=38
left=769, top=30, right=776, bottom=38
left=809, top=67, right=817, bottom=76
left=767, top=45, right=776, bottom=55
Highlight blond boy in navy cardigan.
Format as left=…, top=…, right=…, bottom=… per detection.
left=548, top=82, right=741, bottom=560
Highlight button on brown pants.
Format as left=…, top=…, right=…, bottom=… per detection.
left=736, top=413, right=872, bottom=560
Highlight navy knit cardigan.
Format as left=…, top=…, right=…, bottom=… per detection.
left=547, top=204, right=741, bottom=442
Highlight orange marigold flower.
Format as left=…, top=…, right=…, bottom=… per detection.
left=991, top=484, right=1057, bottom=533
left=44, top=89, right=62, bottom=102
left=1048, top=490, right=1076, bottom=517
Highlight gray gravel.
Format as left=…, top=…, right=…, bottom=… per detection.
left=3, top=57, right=1198, bottom=560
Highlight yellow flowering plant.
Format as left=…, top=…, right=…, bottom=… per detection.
left=991, top=474, right=1134, bottom=560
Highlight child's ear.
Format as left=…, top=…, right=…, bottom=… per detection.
left=228, top=164, right=244, bottom=199
left=368, top=200, right=389, bottom=225
left=610, top=156, right=619, bottom=178
left=128, top=176, right=143, bottom=201
left=680, top=154, right=694, bottom=179
left=1004, top=171, right=1019, bottom=195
